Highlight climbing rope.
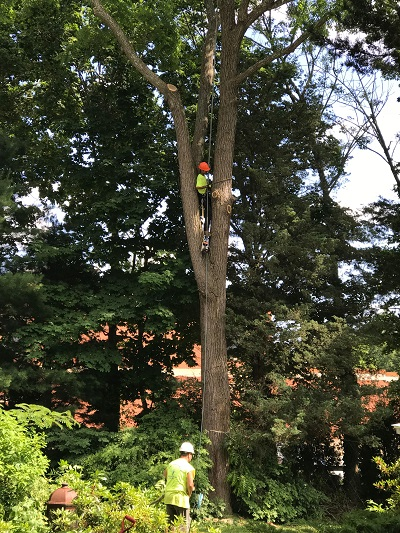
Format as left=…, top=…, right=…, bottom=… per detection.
left=199, top=35, right=216, bottom=456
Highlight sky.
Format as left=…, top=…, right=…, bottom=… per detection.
left=334, top=88, right=400, bottom=211
left=335, top=148, right=398, bottom=211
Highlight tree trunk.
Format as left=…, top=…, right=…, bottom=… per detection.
left=194, top=14, right=241, bottom=507
left=343, top=433, right=360, bottom=503
left=99, top=323, right=121, bottom=432
left=200, top=291, right=231, bottom=506
left=100, top=362, right=121, bottom=432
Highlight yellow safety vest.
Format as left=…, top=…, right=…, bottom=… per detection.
left=164, top=458, right=195, bottom=509
left=196, top=173, right=208, bottom=195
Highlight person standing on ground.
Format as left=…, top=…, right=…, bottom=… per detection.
left=164, top=442, right=195, bottom=532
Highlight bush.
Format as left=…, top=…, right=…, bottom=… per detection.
left=49, top=465, right=167, bottom=533
left=50, top=464, right=219, bottom=533
left=80, top=402, right=212, bottom=497
left=369, top=456, right=400, bottom=510
left=0, top=406, right=50, bottom=532
left=0, top=404, right=75, bottom=532
left=227, top=422, right=327, bottom=523
left=339, top=509, right=400, bottom=532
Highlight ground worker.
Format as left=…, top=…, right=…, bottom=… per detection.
left=196, top=162, right=212, bottom=236
left=164, top=442, right=195, bottom=532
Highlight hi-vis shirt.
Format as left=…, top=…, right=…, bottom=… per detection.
left=164, top=458, right=195, bottom=509
left=196, top=173, right=208, bottom=195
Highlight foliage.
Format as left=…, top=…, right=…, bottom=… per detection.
left=332, top=0, right=400, bottom=76
left=227, top=311, right=396, bottom=509
left=0, top=0, right=199, bottom=430
left=0, top=407, right=48, bottom=520
left=1, top=0, right=400, bottom=512
left=45, top=426, right=115, bottom=469
left=49, top=465, right=168, bottom=533
left=8, top=403, right=77, bottom=430
left=0, top=404, right=74, bottom=532
left=50, top=462, right=220, bottom=533
left=0, top=403, right=78, bottom=531
left=369, top=456, right=400, bottom=510
left=227, top=421, right=327, bottom=523
left=50, top=466, right=400, bottom=533
left=338, top=509, right=400, bottom=533
left=80, top=403, right=211, bottom=495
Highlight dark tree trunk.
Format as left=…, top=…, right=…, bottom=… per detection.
left=343, top=433, right=360, bottom=503
left=98, top=324, right=121, bottom=432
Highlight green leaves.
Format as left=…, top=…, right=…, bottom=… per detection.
left=0, top=405, right=51, bottom=524
left=8, top=403, right=77, bottom=429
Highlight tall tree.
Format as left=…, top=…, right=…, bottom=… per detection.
left=88, top=0, right=340, bottom=504
left=225, top=39, right=389, bottom=503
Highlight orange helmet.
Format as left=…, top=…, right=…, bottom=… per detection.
left=198, top=161, right=211, bottom=171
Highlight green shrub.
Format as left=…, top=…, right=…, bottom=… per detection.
left=340, top=509, right=400, bottom=532
left=0, top=404, right=75, bottom=533
left=50, top=465, right=214, bottom=533
left=80, top=403, right=213, bottom=503
left=369, top=456, right=400, bottom=510
left=45, top=426, right=115, bottom=469
left=227, top=422, right=327, bottom=523
left=0, top=407, right=50, bottom=532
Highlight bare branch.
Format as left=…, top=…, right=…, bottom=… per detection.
left=236, top=17, right=327, bottom=85
left=334, top=68, right=400, bottom=190
left=245, top=0, right=292, bottom=31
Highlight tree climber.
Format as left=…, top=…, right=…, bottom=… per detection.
left=196, top=162, right=212, bottom=251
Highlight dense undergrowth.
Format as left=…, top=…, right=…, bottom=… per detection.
left=2, top=403, right=400, bottom=532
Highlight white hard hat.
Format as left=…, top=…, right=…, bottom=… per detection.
left=179, top=441, right=195, bottom=454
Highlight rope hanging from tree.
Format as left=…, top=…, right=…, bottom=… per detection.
left=199, top=42, right=216, bottom=456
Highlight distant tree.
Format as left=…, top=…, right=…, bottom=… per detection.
left=330, top=0, right=400, bottom=76
left=328, top=67, right=400, bottom=192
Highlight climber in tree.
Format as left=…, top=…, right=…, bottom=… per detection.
left=196, top=161, right=212, bottom=237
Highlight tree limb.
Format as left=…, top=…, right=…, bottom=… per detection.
left=245, top=0, right=292, bottom=31
left=235, top=16, right=328, bottom=85
left=89, top=0, right=201, bottom=277
left=90, top=0, right=172, bottom=96
left=238, top=0, right=251, bottom=24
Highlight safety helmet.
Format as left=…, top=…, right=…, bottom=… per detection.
left=198, top=161, right=211, bottom=172
left=179, top=441, right=195, bottom=454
